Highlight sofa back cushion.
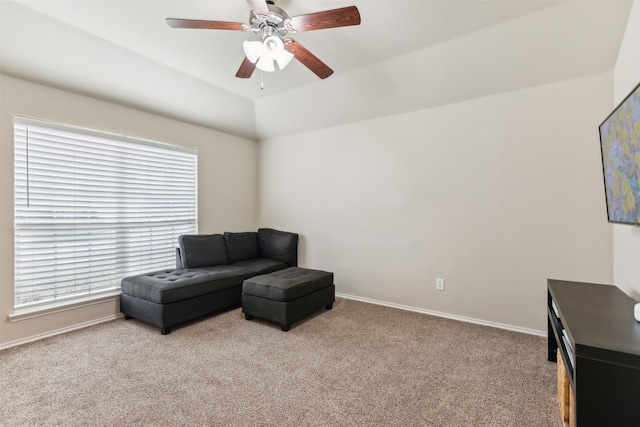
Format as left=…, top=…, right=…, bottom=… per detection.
left=257, top=228, right=299, bottom=267
left=224, top=231, right=259, bottom=264
left=178, top=234, right=228, bottom=268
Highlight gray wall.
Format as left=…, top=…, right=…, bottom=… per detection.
left=259, top=73, right=614, bottom=333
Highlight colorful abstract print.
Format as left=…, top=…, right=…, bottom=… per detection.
left=601, top=85, right=640, bottom=224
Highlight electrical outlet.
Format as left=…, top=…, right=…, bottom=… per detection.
left=436, top=278, right=445, bottom=291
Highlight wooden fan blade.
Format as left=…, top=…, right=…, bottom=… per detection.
left=288, top=6, right=361, bottom=32
left=166, top=18, right=245, bottom=31
left=247, top=0, right=270, bottom=16
left=236, top=57, right=257, bottom=78
left=284, top=40, right=333, bottom=79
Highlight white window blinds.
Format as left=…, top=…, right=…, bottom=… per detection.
left=13, top=116, right=197, bottom=309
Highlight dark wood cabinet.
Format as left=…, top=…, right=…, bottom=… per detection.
left=547, top=279, right=640, bottom=426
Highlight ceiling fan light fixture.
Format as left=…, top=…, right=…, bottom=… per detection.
left=243, top=35, right=293, bottom=72
left=242, top=40, right=262, bottom=63
left=275, top=49, right=294, bottom=70
left=262, top=35, right=283, bottom=59
left=256, top=57, right=276, bottom=72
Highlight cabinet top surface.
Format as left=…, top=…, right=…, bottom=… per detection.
left=548, top=279, right=640, bottom=364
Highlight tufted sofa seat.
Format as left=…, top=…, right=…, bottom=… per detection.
left=120, top=228, right=298, bottom=334
left=121, top=266, right=254, bottom=304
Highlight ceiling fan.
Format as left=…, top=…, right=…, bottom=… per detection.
left=167, top=0, right=361, bottom=80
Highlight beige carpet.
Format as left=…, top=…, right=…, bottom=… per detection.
left=0, top=298, right=562, bottom=426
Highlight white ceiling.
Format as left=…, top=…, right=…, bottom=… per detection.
left=0, top=0, right=633, bottom=140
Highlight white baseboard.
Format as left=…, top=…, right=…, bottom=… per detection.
left=336, top=293, right=546, bottom=337
left=0, top=314, right=123, bottom=351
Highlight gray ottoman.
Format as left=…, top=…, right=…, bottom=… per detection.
left=241, top=267, right=335, bottom=331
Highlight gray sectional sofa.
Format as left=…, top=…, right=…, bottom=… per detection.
left=120, top=228, right=298, bottom=334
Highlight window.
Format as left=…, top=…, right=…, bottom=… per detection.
left=13, top=116, right=197, bottom=309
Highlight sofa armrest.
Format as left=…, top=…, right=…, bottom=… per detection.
left=176, top=247, right=184, bottom=269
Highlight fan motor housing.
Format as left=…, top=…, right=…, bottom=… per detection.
left=249, top=2, right=289, bottom=39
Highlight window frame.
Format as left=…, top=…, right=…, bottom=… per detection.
left=12, top=116, right=198, bottom=313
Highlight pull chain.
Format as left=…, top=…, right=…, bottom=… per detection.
left=260, top=69, right=264, bottom=91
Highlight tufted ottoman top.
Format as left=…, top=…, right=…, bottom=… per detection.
left=121, top=265, right=253, bottom=304
left=242, top=267, right=333, bottom=302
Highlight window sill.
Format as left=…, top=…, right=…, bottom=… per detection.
left=8, top=291, right=121, bottom=323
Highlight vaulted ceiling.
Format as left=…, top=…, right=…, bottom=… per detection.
left=0, top=0, right=633, bottom=140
